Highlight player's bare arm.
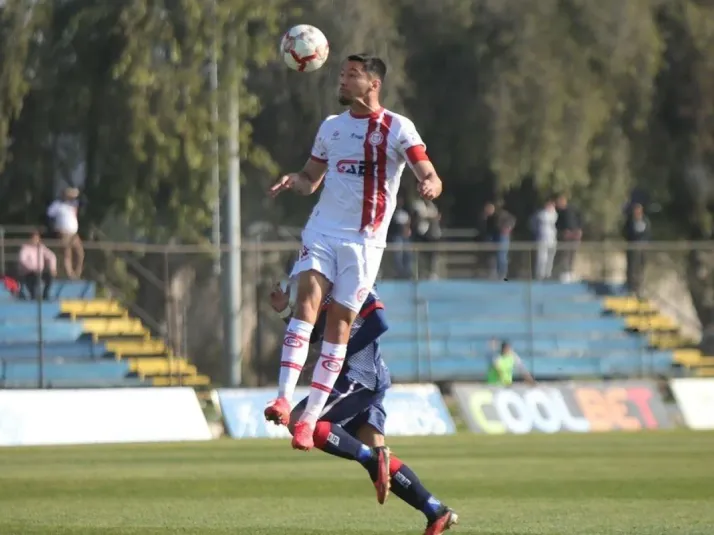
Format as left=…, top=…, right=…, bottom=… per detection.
left=268, top=158, right=327, bottom=198
left=412, top=159, right=443, bottom=201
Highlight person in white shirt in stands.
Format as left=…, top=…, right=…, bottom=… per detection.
left=18, top=229, right=57, bottom=301
left=530, top=198, right=558, bottom=280
left=47, top=187, right=84, bottom=279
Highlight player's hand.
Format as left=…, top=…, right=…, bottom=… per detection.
left=269, top=282, right=290, bottom=313
left=418, top=176, right=442, bottom=200
left=268, top=174, right=298, bottom=198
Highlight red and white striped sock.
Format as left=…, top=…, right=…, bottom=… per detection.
left=301, top=341, right=347, bottom=426
left=277, top=318, right=314, bottom=402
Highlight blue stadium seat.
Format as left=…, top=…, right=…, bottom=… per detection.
left=385, top=351, right=674, bottom=382
left=384, top=317, right=627, bottom=338
left=0, top=377, right=147, bottom=388
left=0, top=280, right=95, bottom=301
left=0, top=360, right=130, bottom=382
left=0, top=340, right=108, bottom=360
left=373, top=279, right=671, bottom=381
left=380, top=335, right=650, bottom=361
left=0, top=322, right=84, bottom=343
left=0, top=302, right=62, bottom=323
left=383, top=300, right=605, bottom=318
left=376, top=280, right=594, bottom=301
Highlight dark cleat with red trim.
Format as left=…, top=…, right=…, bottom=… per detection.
left=424, top=507, right=459, bottom=535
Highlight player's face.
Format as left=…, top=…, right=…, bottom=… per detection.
left=338, top=61, right=377, bottom=105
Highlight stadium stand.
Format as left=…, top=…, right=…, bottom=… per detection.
left=592, top=283, right=714, bottom=378
left=377, top=280, right=711, bottom=382
left=0, top=280, right=209, bottom=388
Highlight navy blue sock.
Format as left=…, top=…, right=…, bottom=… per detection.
left=312, top=421, right=374, bottom=464
left=390, top=456, right=443, bottom=522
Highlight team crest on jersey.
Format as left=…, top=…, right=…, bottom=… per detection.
left=356, top=287, right=369, bottom=302
left=331, top=130, right=340, bottom=139
left=368, top=131, right=384, bottom=146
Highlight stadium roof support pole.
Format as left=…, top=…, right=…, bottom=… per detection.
left=222, top=34, right=243, bottom=387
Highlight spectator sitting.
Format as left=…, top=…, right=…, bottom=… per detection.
left=47, top=186, right=84, bottom=279
left=487, top=341, right=536, bottom=386
left=18, top=230, right=57, bottom=301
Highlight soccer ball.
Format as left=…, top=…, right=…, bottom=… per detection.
left=280, top=24, right=329, bottom=72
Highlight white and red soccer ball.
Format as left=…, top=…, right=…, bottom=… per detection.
left=280, top=24, right=329, bottom=72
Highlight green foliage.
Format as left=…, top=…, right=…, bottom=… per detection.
left=5, top=0, right=714, bottom=325
left=0, top=0, right=287, bottom=240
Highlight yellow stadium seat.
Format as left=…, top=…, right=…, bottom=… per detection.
left=129, top=358, right=197, bottom=376
left=105, top=340, right=168, bottom=357
left=83, top=318, right=148, bottom=338
left=602, top=296, right=656, bottom=315
left=61, top=299, right=127, bottom=319
left=695, top=367, right=714, bottom=377
left=649, top=332, right=696, bottom=349
left=624, top=314, right=678, bottom=332
left=152, top=375, right=211, bottom=386
left=673, top=349, right=703, bottom=366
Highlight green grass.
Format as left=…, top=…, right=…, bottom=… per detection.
left=0, top=432, right=713, bottom=534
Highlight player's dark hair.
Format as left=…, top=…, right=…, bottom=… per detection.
left=347, top=53, right=387, bottom=81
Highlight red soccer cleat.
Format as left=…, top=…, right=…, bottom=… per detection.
left=264, top=397, right=291, bottom=426
left=424, top=507, right=459, bottom=535
left=373, top=446, right=391, bottom=504
left=291, top=420, right=315, bottom=451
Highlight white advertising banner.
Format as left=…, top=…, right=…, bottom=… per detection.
left=670, top=378, right=714, bottom=430
left=0, top=388, right=213, bottom=446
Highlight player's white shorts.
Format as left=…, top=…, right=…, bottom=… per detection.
left=289, top=229, right=385, bottom=312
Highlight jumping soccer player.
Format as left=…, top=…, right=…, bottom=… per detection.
left=265, top=53, right=443, bottom=451
left=267, top=281, right=458, bottom=535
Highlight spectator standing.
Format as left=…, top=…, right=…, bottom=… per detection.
left=18, top=230, right=57, bottom=301
left=555, top=194, right=582, bottom=282
left=411, top=198, right=442, bottom=279
left=476, top=202, right=498, bottom=277
left=493, top=206, right=516, bottom=280
left=530, top=199, right=558, bottom=280
left=623, top=203, right=651, bottom=296
left=47, top=187, right=84, bottom=279
left=387, top=196, right=414, bottom=279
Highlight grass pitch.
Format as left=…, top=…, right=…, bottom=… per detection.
left=0, top=432, right=712, bottom=534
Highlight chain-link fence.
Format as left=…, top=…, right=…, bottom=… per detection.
left=0, top=226, right=709, bottom=387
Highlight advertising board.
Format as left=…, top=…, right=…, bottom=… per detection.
left=217, top=384, right=456, bottom=439
left=452, top=381, right=670, bottom=434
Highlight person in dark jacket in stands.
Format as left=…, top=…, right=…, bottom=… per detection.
left=622, top=203, right=651, bottom=296
left=476, top=202, right=516, bottom=279
left=476, top=202, right=497, bottom=277
left=493, top=206, right=516, bottom=280
left=555, top=194, right=582, bottom=282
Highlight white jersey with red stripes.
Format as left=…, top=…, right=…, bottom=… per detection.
left=306, top=108, right=428, bottom=247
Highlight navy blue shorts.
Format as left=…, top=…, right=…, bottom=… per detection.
left=292, top=376, right=387, bottom=436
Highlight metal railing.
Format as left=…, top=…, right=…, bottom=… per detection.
left=0, top=228, right=710, bottom=386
